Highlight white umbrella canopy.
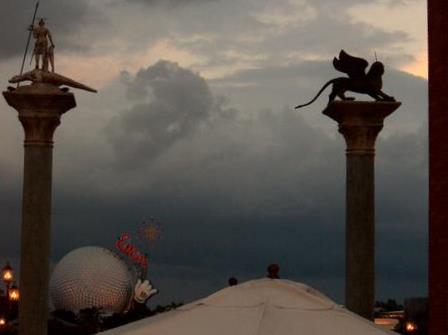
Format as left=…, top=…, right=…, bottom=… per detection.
left=99, top=278, right=396, bottom=335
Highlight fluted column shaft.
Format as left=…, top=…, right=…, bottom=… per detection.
left=3, top=84, right=75, bottom=335
left=323, top=101, right=400, bottom=320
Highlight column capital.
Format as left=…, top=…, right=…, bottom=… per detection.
left=3, top=84, right=76, bottom=147
left=323, top=101, right=401, bottom=155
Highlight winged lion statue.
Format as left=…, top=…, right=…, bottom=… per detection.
left=295, top=50, right=395, bottom=109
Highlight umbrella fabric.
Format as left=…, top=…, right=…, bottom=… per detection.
left=99, top=279, right=396, bottom=335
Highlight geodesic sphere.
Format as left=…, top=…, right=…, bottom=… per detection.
left=50, top=246, right=135, bottom=314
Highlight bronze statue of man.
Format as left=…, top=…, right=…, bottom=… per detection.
left=30, top=18, right=55, bottom=72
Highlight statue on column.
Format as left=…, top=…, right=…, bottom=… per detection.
left=30, top=18, right=55, bottom=72
left=7, top=14, right=97, bottom=94
left=295, top=50, right=395, bottom=109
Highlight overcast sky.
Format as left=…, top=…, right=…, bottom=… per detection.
left=0, top=0, right=427, bottom=306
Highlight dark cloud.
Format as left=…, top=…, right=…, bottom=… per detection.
left=124, top=0, right=221, bottom=7
left=0, top=0, right=98, bottom=60
left=261, top=14, right=410, bottom=58
left=107, top=61, right=228, bottom=165
left=164, top=0, right=415, bottom=85
left=300, top=0, right=422, bottom=13
left=123, top=0, right=417, bottom=9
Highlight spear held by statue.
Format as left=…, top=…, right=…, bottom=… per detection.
left=18, top=2, right=39, bottom=87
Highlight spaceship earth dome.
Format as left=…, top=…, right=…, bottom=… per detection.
left=50, top=246, right=135, bottom=314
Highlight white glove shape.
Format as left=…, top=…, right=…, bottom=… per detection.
left=134, top=279, right=158, bottom=304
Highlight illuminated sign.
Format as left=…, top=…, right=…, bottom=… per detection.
left=115, top=234, right=148, bottom=269
left=115, top=218, right=163, bottom=271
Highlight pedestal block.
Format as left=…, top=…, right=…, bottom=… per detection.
left=3, top=83, right=75, bottom=335
left=323, top=101, right=400, bottom=320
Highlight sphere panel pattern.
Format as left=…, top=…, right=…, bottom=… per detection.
left=50, top=246, right=134, bottom=314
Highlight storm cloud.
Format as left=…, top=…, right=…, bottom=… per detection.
left=107, top=61, right=222, bottom=164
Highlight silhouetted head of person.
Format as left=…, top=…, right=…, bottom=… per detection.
left=228, top=277, right=238, bottom=286
left=267, top=264, right=280, bottom=279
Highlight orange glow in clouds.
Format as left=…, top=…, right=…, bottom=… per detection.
left=401, top=50, right=428, bottom=79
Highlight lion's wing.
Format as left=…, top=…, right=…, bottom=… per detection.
left=333, top=50, right=369, bottom=79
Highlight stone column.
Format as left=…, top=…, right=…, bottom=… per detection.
left=3, top=84, right=75, bottom=335
left=323, top=101, right=400, bottom=320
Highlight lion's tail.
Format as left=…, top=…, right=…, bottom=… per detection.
left=294, top=79, right=336, bottom=109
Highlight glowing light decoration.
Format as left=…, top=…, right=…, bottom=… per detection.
left=2, top=271, right=12, bottom=282
left=0, top=318, right=6, bottom=326
left=1, top=263, right=13, bottom=285
left=138, top=218, right=163, bottom=246
left=50, top=247, right=135, bottom=314
left=405, top=321, right=418, bottom=333
left=8, top=284, right=19, bottom=302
